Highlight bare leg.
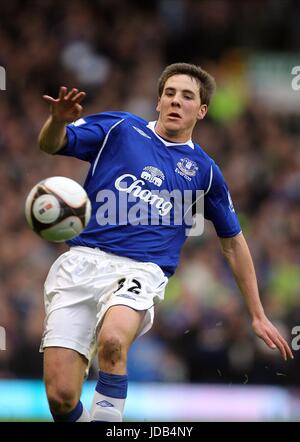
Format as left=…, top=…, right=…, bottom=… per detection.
left=91, top=305, right=146, bottom=421
left=44, top=347, right=87, bottom=416
left=97, top=305, right=145, bottom=373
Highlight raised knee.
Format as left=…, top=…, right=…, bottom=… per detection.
left=47, top=384, right=78, bottom=415
left=98, top=334, right=125, bottom=367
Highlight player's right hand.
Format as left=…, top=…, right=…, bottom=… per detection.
left=252, top=316, right=294, bottom=361
left=42, top=87, right=86, bottom=123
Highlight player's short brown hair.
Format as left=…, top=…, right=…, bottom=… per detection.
left=158, top=62, right=216, bottom=106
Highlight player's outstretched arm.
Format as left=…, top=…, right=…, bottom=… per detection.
left=219, top=232, right=293, bottom=361
left=38, top=86, right=86, bottom=154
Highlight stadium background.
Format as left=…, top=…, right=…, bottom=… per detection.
left=0, top=0, right=300, bottom=421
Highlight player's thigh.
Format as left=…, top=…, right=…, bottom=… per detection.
left=44, top=347, right=87, bottom=400
left=98, top=305, right=146, bottom=349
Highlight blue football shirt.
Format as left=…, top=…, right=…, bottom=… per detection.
left=56, top=111, right=241, bottom=276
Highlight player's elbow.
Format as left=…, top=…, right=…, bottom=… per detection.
left=38, top=135, right=64, bottom=155
left=39, top=141, right=53, bottom=154
left=38, top=135, right=49, bottom=153
left=219, top=233, right=243, bottom=258
left=219, top=237, right=234, bottom=257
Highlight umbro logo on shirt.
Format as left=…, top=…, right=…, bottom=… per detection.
left=132, top=126, right=152, bottom=139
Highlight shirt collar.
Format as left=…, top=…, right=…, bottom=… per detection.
left=147, top=121, right=194, bottom=149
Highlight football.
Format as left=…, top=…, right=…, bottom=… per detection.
left=25, top=176, right=91, bottom=242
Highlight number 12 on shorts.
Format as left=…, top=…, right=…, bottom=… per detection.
left=113, top=278, right=142, bottom=296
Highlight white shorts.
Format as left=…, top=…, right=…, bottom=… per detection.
left=40, top=246, right=168, bottom=365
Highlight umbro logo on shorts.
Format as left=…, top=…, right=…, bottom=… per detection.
left=116, top=293, right=136, bottom=301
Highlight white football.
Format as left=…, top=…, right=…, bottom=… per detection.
left=25, top=176, right=91, bottom=242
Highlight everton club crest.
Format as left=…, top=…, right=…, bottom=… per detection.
left=175, top=158, right=198, bottom=181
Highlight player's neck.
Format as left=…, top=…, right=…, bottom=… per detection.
left=154, top=121, right=192, bottom=144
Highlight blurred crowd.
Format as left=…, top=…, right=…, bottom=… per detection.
left=0, top=0, right=299, bottom=386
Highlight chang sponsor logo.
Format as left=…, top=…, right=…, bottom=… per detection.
left=115, top=173, right=172, bottom=216
left=95, top=173, right=204, bottom=236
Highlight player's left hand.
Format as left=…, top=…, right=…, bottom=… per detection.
left=252, top=316, right=294, bottom=361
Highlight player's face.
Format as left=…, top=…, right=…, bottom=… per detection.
left=156, top=74, right=208, bottom=142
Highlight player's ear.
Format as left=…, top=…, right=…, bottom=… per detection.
left=197, top=104, right=208, bottom=120
left=156, top=97, right=161, bottom=113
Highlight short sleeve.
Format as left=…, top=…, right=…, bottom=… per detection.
left=204, top=162, right=241, bottom=237
left=56, top=112, right=126, bottom=162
